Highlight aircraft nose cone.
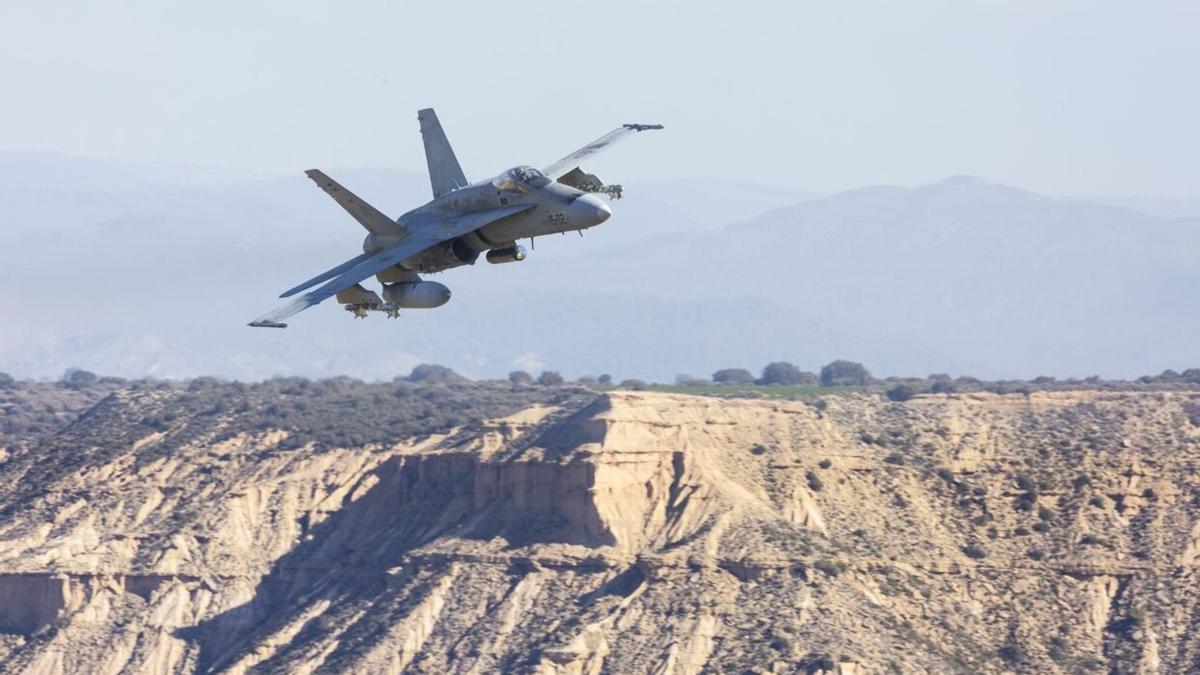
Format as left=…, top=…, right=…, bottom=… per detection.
left=568, top=194, right=611, bottom=227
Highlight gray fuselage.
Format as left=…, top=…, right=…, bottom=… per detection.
left=363, top=165, right=611, bottom=274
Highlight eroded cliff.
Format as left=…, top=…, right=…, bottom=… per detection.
left=1, top=386, right=1199, bottom=674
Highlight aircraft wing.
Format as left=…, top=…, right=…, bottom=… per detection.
left=278, top=251, right=375, bottom=298
left=249, top=203, right=535, bottom=328
left=542, top=123, right=664, bottom=179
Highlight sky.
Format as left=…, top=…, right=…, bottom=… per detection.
left=1, top=1, right=1198, bottom=197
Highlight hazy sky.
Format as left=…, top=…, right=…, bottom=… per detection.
left=2, top=1, right=1197, bottom=197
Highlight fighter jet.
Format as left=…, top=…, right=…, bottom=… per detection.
left=248, top=109, right=662, bottom=328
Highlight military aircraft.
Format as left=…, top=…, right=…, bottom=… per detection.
left=248, top=109, right=662, bottom=328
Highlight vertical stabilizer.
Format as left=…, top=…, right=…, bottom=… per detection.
left=417, top=108, right=468, bottom=198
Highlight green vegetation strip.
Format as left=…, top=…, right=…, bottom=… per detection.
left=598, top=384, right=866, bottom=399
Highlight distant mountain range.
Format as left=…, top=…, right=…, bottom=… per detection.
left=1082, top=194, right=1200, bottom=220
left=0, top=152, right=1196, bottom=381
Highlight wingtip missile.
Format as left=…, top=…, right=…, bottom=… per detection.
left=248, top=320, right=288, bottom=329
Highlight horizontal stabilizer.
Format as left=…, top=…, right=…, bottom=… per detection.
left=305, top=170, right=403, bottom=236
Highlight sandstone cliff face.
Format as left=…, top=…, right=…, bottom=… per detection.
left=1, top=387, right=1199, bottom=673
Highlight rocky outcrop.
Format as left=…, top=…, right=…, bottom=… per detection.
left=0, top=387, right=1199, bottom=673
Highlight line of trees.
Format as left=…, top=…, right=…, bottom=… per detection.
left=8, top=361, right=1199, bottom=395
left=710, top=360, right=872, bottom=387
left=508, top=370, right=572, bottom=386
left=503, top=360, right=875, bottom=389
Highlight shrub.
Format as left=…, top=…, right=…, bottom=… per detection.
left=1028, top=548, right=1045, bottom=561
left=187, top=376, right=224, bottom=391
left=712, top=368, right=756, bottom=385
left=930, top=379, right=957, bottom=394
left=0, top=372, right=15, bottom=389
left=1184, top=402, right=1200, bottom=427
left=818, top=458, right=832, bottom=469
left=819, top=360, right=872, bottom=387
left=885, top=385, right=916, bottom=402
left=1109, top=608, right=1145, bottom=636
left=806, top=470, right=824, bottom=492
left=62, top=368, right=98, bottom=389
left=997, top=644, right=1022, bottom=665
left=537, top=371, right=565, bottom=386
left=1032, top=522, right=1050, bottom=533
left=884, top=453, right=905, bottom=465
left=1047, top=638, right=1067, bottom=663
left=749, top=444, right=767, bottom=456
left=597, top=374, right=613, bottom=385
left=963, top=544, right=988, bottom=559
left=798, top=654, right=836, bottom=672
left=617, top=379, right=646, bottom=390
left=407, top=364, right=465, bottom=383
left=757, top=362, right=816, bottom=386
left=508, top=370, right=533, bottom=385
left=813, top=559, right=844, bottom=576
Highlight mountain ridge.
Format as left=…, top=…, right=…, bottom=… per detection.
left=1, top=153, right=1197, bottom=381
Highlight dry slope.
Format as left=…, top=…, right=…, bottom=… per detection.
left=1, top=387, right=1200, bottom=674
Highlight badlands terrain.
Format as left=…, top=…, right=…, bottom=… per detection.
left=1, top=379, right=1200, bottom=673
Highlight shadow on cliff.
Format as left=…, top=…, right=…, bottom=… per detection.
left=178, top=400, right=618, bottom=671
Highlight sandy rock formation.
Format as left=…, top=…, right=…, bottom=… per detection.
left=0, top=387, right=1199, bottom=673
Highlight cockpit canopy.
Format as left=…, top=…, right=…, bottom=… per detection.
left=492, top=165, right=551, bottom=192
